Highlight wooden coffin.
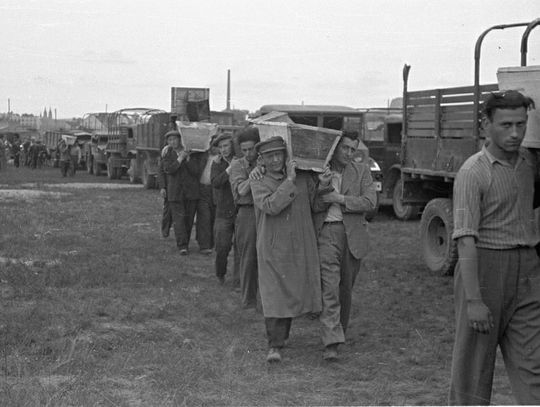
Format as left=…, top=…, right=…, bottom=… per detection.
left=255, top=121, right=342, bottom=172
left=176, top=121, right=218, bottom=152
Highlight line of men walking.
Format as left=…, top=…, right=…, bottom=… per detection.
left=157, top=126, right=377, bottom=363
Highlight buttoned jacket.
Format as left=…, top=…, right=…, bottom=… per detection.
left=313, top=161, right=377, bottom=259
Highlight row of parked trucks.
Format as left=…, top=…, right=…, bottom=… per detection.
left=60, top=87, right=243, bottom=188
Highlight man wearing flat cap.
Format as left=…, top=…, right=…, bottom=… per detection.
left=250, top=136, right=322, bottom=363
left=210, top=132, right=238, bottom=284
left=230, top=127, right=261, bottom=309
left=162, top=130, right=201, bottom=255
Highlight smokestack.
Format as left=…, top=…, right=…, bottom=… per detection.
left=226, top=69, right=231, bottom=111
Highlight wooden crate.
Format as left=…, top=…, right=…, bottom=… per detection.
left=176, top=121, right=218, bottom=152
left=497, top=65, right=540, bottom=148
left=255, top=121, right=342, bottom=172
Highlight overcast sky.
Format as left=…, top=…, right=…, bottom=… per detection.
left=1, top=0, right=539, bottom=118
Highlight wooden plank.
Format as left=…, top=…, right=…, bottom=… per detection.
left=406, top=129, right=435, bottom=137
left=441, top=120, right=474, bottom=129
left=403, top=138, right=438, bottom=169
left=441, top=94, right=476, bottom=104
left=409, top=97, right=437, bottom=106
left=409, top=112, right=435, bottom=121
left=440, top=128, right=474, bottom=138
left=409, top=121, right=436, bottom=130
left=409, top=105, right=435, bottom=114
left=442, top=111, right=474, bottom=121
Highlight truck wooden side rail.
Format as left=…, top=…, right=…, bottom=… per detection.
left=400, top=18, right=540, bottom=276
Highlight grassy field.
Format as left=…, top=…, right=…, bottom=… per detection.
left=0, top=165, right=514, bottom=406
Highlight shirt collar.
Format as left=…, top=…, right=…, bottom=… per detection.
left=481, top=145, right=527, bottom=168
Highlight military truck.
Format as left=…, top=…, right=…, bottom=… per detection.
left=125, top=109, right=173, bottom=188
left=399, top=19, right=540, bottom=275
left=84, top=132, right=109, bottom=176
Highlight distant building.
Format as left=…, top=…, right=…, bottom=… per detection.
left=20, top=113, right=38, bottom=129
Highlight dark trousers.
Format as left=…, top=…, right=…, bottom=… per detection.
left=161, top=198, right=172, bottom=238
left=196, top=185, right=215, bottom=250
left=214, top=216, right=236, bottom=278
left=265, top=317, right=292, bottom=348
left=449, top=247, right=540, bottom=405
left=60, top=159, right=73, bottom=177
left=170, top=199, right=198, bottom=250
left=318, top=222, right=362, bottom=346
left=235, top=206, right=258, bottom=307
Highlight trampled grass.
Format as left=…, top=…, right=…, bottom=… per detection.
left=0, top=166, right=514, bottom=406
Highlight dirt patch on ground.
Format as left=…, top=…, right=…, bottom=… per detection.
left=20, top=182, right=144, bottom=190
left=0, top=182, right=143, bottom=199
left=0, top=189, right=71, bottom=200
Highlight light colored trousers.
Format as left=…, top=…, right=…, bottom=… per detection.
left=318, top=222, right=362, bottom=347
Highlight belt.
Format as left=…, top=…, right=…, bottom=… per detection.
left=324, top=221, right=343, bottom=224
left=237, top=204, right=254, bottom=207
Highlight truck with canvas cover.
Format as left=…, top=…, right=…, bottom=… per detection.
left=105, top=108, right=169, bottom=183
left=125, top=110, right=173, bottom=188
left=84, top=132, right=109, bottom=176
left=400, top=18, right=540, bottom=275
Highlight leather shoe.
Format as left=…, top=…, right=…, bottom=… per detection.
left=322, top=344, right=338, bottom=361
left=179, top=249, right=188, bottom=255
left=266, top=348, right=281, bottom=363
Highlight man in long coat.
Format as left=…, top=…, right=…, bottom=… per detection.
left=251, top=136, right=322, bottom=363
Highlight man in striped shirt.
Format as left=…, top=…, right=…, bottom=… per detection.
left=449, top=90, right=540, bottom=405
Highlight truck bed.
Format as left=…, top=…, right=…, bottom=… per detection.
left=402, top=83, right=498, bottom=179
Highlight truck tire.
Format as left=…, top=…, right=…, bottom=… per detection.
left=142, top=164, right=155, bottom=189
left=392, top=181, right=418, bottom=220
left=420, top=198, right=457, bottom=276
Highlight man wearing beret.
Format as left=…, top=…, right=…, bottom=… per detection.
left=229, top=127, right=261, bottom=309
left=250, top=136, right=322, bottom=363
left=313, top=131, right=377, bottom=361
left=162, top=130, right=201, bottom=255
left=211, top=132, right=238, bottom=284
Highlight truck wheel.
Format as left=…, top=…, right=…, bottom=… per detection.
left=392, top=181, right=418, bottom=220
left=142, top=164, right=155, bottom=189
left=420, top=198, right=457, bottom=276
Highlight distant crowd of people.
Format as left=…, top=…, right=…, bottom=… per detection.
left=0, top=135, right=82, bottom=177
left=0, top=135, right=49, bottom=170
left=157, top=126, right=377, bottom=364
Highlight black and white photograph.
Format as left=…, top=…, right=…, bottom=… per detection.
left=1, top=1, right=540, bottom=405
